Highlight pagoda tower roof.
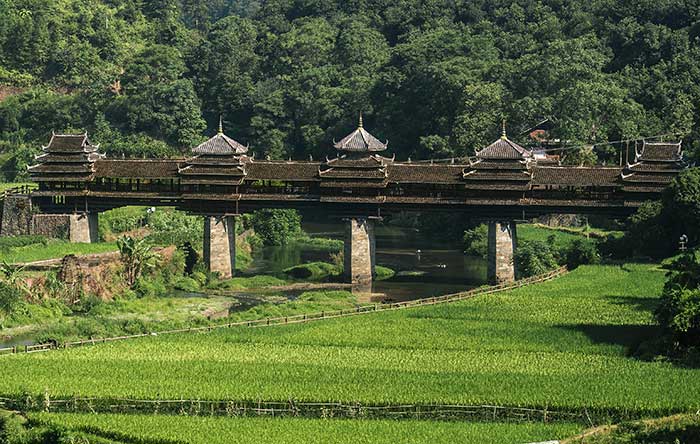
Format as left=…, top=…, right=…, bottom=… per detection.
left=192, top=116, right=248, bottom=156
left=475, top=121, right=531, bottom=160
left=333, top=114, right=388, bottom=153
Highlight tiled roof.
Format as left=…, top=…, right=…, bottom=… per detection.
left=179, top=166, right=246, bottom=176
left=246, top=161, right=320, bottom=181
left=627, top=162, right=682, bottom=172
left=94, top=160, right=181, bottom=178
left=388, top=164, right=464, bottom=184
left=43, top=133, right=99, bottom=153
left=325, top=155, right=389, bottom=168
left=333, top=119, right=387, bottom=152
left=532, top=167, right=621, bottom=186
left=193, top=133, right=248, bottom=155
left=476, top=137, right=532, bottom=160
left=320, top=180, right=388, bottom=188
left=464, top=171, right=531, bottom=181
left=27, top=164, right=94, bottom=174
left=320, top=168, right=387, bottom=179
left=621, top=173, right=675, bottom=183
left=468, top=159, right=529, bottom=170
left=638, top=141, right=681, bottom=162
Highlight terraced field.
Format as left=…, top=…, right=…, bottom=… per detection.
left=29, top=413, right=582, bottom=444
left=2, top=263, right=696, bottom=420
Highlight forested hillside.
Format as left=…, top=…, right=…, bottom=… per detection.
left=0, top=0, right=699, bottom=181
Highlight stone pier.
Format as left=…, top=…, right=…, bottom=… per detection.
left=487, top=220, right=517, bottom=284
left=344, top=217, right=376, bottom=284
left=29, top=213, right=99, bottom=243
left=203, top=215, right=236, bottom=279
left=69, top=213, right=99, bottom=243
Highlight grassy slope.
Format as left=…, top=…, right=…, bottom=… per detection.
left=1, top=264, right=698, bottom=414
left=562, top=414, right=700, bottom=443
left=30, top=413, right=581, bottom=444
left=0, top=240, right=117, bottom=263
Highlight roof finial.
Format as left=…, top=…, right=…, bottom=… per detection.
left=218, top=115, right=224, bottom=135
left=501, top=119, right=507, bottom=140
left=358, top=112, right=364, bottom=129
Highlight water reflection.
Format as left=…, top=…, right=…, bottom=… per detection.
left=252, top=221, right=487, bottom=302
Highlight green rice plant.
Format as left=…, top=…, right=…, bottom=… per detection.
left=0, top=264, right=697, bottom=418
left=29, top=413, right=583, bottom=444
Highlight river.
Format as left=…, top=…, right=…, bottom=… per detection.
left=250, top=220, right=487, bottom=302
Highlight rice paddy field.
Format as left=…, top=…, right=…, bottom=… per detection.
left=29, top=413, right=582, bottom=444
left=1, top=263, right=697, bottom=421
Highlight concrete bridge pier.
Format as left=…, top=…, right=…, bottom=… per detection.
left=487, top=220, right=517, bottom=284
left=203, top=215, right=236, bottom=279
left=344, top=217, right=376, bottom=284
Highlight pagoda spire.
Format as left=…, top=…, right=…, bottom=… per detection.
left=358, top=112, right=363, bottom=129
left=501, top=119, right=507, bottom=140
left=218, top=115, right=224, bottom=135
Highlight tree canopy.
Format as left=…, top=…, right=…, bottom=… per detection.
left=0, top=0, right=698, bottom=178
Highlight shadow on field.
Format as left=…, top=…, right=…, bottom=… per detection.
left=558, top=323, right=660, bottom=352
left=603, top=295, right=660, bottom=314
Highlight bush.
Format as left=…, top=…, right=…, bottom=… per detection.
left=563, top=239, right=600, bottom=269
left=250, top=209, right=302, bottom=246
left=655, top=251, right=700, bottom=347
left=173, top=276, right=201, bottom=292
left=375, top=266, right=395, bottom=281
left=0, top=411, right=26, bottom=444
left=514, top=241, right=558, bottom=278
left=0, top=282, right=22, bottom=316
left=463, top=224, right=487, bottom=257
left=133, top=276, right=168, bottom=298
left=284, top=262, right=340, bottom=280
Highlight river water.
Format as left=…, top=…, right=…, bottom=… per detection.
left=0, top=221, right=486, bottom=348
left=251, top=221, right=487, bottom=302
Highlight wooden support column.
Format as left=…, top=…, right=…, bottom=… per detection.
left=487, top=220, right=517, bottom=284
left=344, top=217, right=376, bottom=284
left=203, top=215, right=236, bottom=279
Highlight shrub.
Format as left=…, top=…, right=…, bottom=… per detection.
left=563, top=239, right=600, bottom=269
left=0, top=411, right=26, bottom=444
left=655, top=251, right=700, bottom=347
left=284, top=262, right=340, bottom=280
left=173, top=276, right=200, bottom=292
left=375, top=266, right=395, bottom=281
left=250, top=209, right=302, bottom=246
left=514, top=241, right=558, bottom=278
left=0, top=282, right=22, bottom=316
left=463, top=224, right=487, bottom=257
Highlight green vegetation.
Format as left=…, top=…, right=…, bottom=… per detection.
left=465, top=223, right=602, bottom=277
left=0, top=240, right=117, bottom=264
left=654, top=250, right=700, bottom=357
left=1, top=0, right=699, bottom=184
left=625, top=168, right=700, bottom=258
left=1, top=263, right=696, bottom=417
left=375, top=265, right=395, bottom=281
left=248, top=209, right=302, bottom=246
left=284, top=261, right=340, bottom=280
left=564, top=414, right=700, bottom=444
left=27, top=413, right=582, bottom=444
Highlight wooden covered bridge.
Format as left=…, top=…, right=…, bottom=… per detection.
left=1, top=117, right=686, bottom=284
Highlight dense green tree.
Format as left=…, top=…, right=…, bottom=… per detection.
left=0, top=0, right=698, bottom=172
